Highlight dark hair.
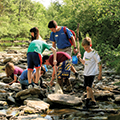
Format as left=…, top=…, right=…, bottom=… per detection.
left=30, top=27, right=39, bottom=41
left=48, top=20, right=57, bottom=28
left=42, top=55, right=50, bottom=64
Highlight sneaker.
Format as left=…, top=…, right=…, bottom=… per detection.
left=88, top=101, right=96, bottom=106
left=85, top=98, right=91, bottom=107
left=28, top=84, right=33, bottom=89
left=74, top=72, right=80, bottom=79
left=34, top=83, right=40, bottom=89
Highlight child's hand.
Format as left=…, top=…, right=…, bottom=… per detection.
left=98, top=74, right=102, bottom=81
left=77, top=53, right=81, bottom=58
left=53, top=60, right=57, bottom=66
left=50, top=80, right=54, bottom=86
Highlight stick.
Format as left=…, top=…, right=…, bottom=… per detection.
left=77, top=23, right=80, bottom=54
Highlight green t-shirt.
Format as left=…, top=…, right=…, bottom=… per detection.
left=27, top=40, right=52, bottom=54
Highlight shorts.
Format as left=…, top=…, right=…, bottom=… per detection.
left=84, top=75, right=95, bottom=88
left=57, top=59, right=72, bottom=79
left=27, top=52, right=42, bottom=70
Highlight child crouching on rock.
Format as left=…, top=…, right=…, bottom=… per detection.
left=18, top=65, right=46, bottom=90
left=5, top=62, right=23, bottom=85
left=77, top=37, right=102, bottom=109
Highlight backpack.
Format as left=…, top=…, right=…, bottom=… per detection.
left=63, top=26, right=76, bottom=46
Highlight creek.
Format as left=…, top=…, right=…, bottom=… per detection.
left=0, top=44, right=120, bottom=120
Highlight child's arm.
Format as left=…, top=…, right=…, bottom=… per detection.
left=9, top=74, right=17, bottom=85
left=98, top=61, right=102, bottom=80
left=77, top=53, right=85, bottom=65
left=50, top=66, right=56, bottom=86
left=50, top=47, right=57, bottom=66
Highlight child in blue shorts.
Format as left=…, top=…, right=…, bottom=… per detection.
left=27, top=40, right=56, bottom=89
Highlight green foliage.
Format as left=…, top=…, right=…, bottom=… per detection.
left=0, top=0, right=120, bottom=73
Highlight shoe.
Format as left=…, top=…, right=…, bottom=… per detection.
left=82, top=98, right=91, bottom=103
left=28, top=84, right=33, bottom=89
left=85, top=98, right=91, bottom=108
left=88, top=101, right=96, bottom=106
left=74, top=72, right=80, bottom=79
left=34, top=83, right=40, bottom=89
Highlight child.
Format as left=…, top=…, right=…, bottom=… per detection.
left=19, top=65, right=46, bottom=90
left=77, top=37, right=102, bottom=108
left=42, top=52, right=72, bottom=91
left=27, top=40, right=56, bottom=89
left=5, top=62, right=23, bottom=85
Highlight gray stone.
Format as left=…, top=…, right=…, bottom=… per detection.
left=47, top=94, right=82, bottom=106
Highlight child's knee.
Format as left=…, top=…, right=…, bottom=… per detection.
left=86, top=86, right=90, bottom=91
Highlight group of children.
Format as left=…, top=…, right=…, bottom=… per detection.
left=4, top=20, right=102, bottom=109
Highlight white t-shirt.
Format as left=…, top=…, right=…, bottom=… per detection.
left=83, top=49, right=101, bottom=76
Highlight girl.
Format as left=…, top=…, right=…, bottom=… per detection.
left=5, top=62, right=23, bottom=85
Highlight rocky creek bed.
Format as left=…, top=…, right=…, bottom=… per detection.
left=0, top=47, right=120, bottom=120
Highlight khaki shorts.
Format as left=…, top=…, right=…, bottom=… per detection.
left=58, top=47, right=72, bottom=56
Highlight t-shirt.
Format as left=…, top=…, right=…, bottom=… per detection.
left=20, top=68, right=36, bottom=80
left=50, top=27, right=73, bottom=49
left=27, top=40, right=52, bottom=54
left=10, top=66, right=23, bottom=79
left=49, top=52, right=71, bottom=67
left=83, top=50, right=101, bottom=76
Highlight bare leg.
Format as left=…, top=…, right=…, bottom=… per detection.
left=71, top=65, right=77, bottom=73
left=28, top=70, right=33, bottom=84
left=87, top=86, right=96, bottom=102
left=34, top=67, right=41, bottom=84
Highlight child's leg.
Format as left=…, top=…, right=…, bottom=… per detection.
left=34, top=67, right=41, bottom=84
left=28, top=70, right=33, bottom=84
left=86, top=86, right=96, bottom=102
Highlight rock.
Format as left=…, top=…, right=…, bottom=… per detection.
left=7, top=96, right=15, bottom=103
left=1, top=77, right=13, bottom=83
left=24, top=98, right=50, bottom=112
left=3, top=57, right=12, bottom=64
left=114, top=95, right=120, bottom=103
left=17, top=115, right=47, bottom=120
left=0, top=73, right=6, bottom=80
left=0, top=93, right=9, bottom=101
left=0, top=82, right=9, bottom=89
left=47, top=94, right=82, bottom=106
left=94, top=90, right=114, bottom=100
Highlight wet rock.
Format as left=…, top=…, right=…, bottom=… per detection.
left=47, top=94, right=82, bottom=106
left=0, top=73, right=6, bottom=80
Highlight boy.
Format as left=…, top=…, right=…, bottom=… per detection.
left=42, top=52, right=72, bottom=91
left=48, top=20, right=79, bottom=79
left=77, top=37, right=102, bottom=108
left=19, top=66, right=46, bottom=90
left=27, top=40, right=56, bottom=89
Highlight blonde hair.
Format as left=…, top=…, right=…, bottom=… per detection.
left=5, top=62, right=15, bottom=77
left=82, top=37, right=92, bottom=46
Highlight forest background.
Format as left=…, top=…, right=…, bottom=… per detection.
left=0, top=0, right=120, bottom=73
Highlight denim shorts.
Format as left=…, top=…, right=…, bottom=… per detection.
left=27, top=52, right=42, bottom=70
left=84, top=75, right=95, bottom=88
left=57, top=59, right=72, bottom=79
